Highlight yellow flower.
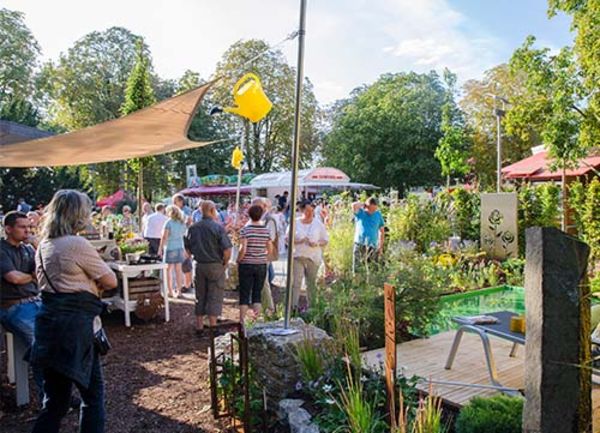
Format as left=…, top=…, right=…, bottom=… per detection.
left=437, top=253, right=456, bottom=267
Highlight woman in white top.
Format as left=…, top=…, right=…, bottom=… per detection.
left=287, top=201, right=329, bottom=309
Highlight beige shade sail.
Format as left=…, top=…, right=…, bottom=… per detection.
left=0, top=82, right=218, bottom=168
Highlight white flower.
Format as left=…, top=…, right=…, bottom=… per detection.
left=322, top=384, right=333, bottom=393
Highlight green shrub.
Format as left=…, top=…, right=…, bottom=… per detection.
left=517, top=182, right=560, bottom=255
left=451, top=188, right=480, bottom=241
left=455, top=395, right=523, bottom=433
left=387, top=195, right=452, bottom=252
left=295, top=333, right=327, bottom=384
left=324, top=204, right=355, bottom=276
left=583, top=178, right=600, bottom=270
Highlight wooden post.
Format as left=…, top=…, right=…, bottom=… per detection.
left=384, top=283, right=397, bottom=429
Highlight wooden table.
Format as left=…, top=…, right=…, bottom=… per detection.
left=106, top=262, right=170, bottom=327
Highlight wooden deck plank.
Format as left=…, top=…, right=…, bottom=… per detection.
left=363, top=331, right=600, bottom=431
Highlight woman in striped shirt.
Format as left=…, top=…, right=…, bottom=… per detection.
left=237, top=204, right=273, bottom=324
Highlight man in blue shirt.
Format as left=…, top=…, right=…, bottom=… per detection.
left=352, top=197, right=385, bottom=274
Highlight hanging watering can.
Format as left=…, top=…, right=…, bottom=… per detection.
left=224, top=73, right=273, bottom=123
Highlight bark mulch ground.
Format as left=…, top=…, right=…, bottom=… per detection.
left=0, top=291, right=243, bottom=433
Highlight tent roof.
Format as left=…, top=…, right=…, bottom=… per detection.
left=0, top=120, right=54, bottom=145
left=179, top=185, right=253, bottom=197
left=502, top=149, right=600, bottom=181
left=96, top=190, right=129, bottom=207
left=250, top=167, right=352, bottom=188
left=0, top=83, right=215, bottom=168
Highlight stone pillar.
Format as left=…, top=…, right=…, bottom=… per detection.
left=523, top=227, right=591, bottom=433
left=246, top=319, right=331, bottom=407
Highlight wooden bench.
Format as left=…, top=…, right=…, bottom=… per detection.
left=1, top=325, right=30, bottom=406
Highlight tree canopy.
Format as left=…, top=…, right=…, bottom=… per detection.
left=460, top=64, right=537, bottom=188
left=435, top=69, right=471, bottom=184
left=211, top=39, right=321, bottom=173
left=0, top=8, right=40, bottom=104
left=38, top=27, right=147, bottom=130
left=322, top=71, right=446, bottom=193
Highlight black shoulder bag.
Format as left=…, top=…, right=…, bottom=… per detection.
left=38, top=249, right=112, bottom=356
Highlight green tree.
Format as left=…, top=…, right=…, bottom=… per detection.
left=507, top=36, right=591, bottom=227
left=323, top=72, right=446, bottom=193
left=548, top=0, right=600, bottom=147
left=0, top=98, right=40, bottom=127
left=120, top=39, right=162, bottom=202
left=166, top=69, right=235, bottom=187
left=38, top=26, right=145, bottom=130
left=0, top=8, right=40, bottom=104
left=460, top=64, right=538, bottom=189
left=435, top=69, right=471, bottom=185
left=0, top=167, right=85, bottom=212
left=211, top=39, right=321, bottom=173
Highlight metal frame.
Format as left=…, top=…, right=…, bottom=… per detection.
left=208, top=322, right=251, bottom=431
left=445, top=322, right=523, bottom=396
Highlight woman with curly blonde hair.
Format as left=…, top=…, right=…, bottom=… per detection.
left=159, top=205, right=187, bottom=297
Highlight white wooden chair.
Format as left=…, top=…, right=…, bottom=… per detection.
left=1, top=325, right=30, bottom=406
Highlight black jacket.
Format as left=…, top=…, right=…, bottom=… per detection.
left=30, top=291, right=105, bottom=388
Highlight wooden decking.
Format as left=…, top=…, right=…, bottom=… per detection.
left=362, top=331, right=600, bottom=431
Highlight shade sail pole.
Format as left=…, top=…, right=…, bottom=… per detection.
left=235, top=124, right=246, bottom=218
left=283, top=0, right=307, bottom=329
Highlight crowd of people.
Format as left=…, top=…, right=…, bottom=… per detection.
left=0, top=188, right=387, bottom=433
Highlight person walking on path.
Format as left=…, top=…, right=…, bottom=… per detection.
left=143, top=203, right=168, bottom=256
left=237, top=204, right=272, bottom=324
left=288, top=201, right=329, bottom=309
left=352, top=197, right=385, bottom=274
left=184, top=200, right=232, bottom=335
left=140, top=202, right=153, bottom=235
left=30, top=189, right=117, bottom=433
left=159, top=205, right=187, bottom=298
left=173, top=194, right=194, bottom=292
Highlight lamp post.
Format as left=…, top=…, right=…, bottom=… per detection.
left=488, top=94, right=508, bottom=193
left=283, top=0, right=308, bottom=329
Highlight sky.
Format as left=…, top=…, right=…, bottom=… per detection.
left=4, top=0, right=574, bottom=104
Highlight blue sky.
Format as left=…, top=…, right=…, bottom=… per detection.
left=4, top=0, right=574, bottom=104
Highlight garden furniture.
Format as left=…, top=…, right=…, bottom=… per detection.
left=105, top=262, right=170, bottom=327
left=1, top=325, right=29, bottom=406
left=445, top=311, right=523, bottom=392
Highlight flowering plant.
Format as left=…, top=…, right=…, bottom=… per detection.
left=118, top=237, right=148, bottom=256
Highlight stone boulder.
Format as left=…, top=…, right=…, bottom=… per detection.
left=278, top=399, right=320, bottom=433
left=246, top=319, right=331, bottom=405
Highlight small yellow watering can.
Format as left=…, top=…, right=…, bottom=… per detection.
left=224, top=73, right=273, bottom=123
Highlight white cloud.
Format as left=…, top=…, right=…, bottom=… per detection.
left=377, top=0, right=503, bottom=81
left=3, top=0, right=506, bottom=104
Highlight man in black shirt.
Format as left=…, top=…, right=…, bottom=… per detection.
left=0, top=211, right=43, bottom=395
left=184, top=201, right=232, bottom=336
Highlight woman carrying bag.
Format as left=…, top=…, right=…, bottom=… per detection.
left=30, top=190, right=117, bottom=433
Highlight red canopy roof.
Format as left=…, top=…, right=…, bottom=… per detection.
left=96, top=190, right=128, bottom=207
left=502, top=150, right=600, bottom=181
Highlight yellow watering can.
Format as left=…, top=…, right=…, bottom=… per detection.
left=224, top=73, right=273, bottom=123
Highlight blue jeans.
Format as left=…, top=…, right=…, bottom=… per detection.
left=0, top=300, right=44, bottom=398
left=268, top=262, right=275, bottom=285
left=32, top=352, right=105, bottom=433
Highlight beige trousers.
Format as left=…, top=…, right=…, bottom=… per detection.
left=292, top=257, right=320, bottom=308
